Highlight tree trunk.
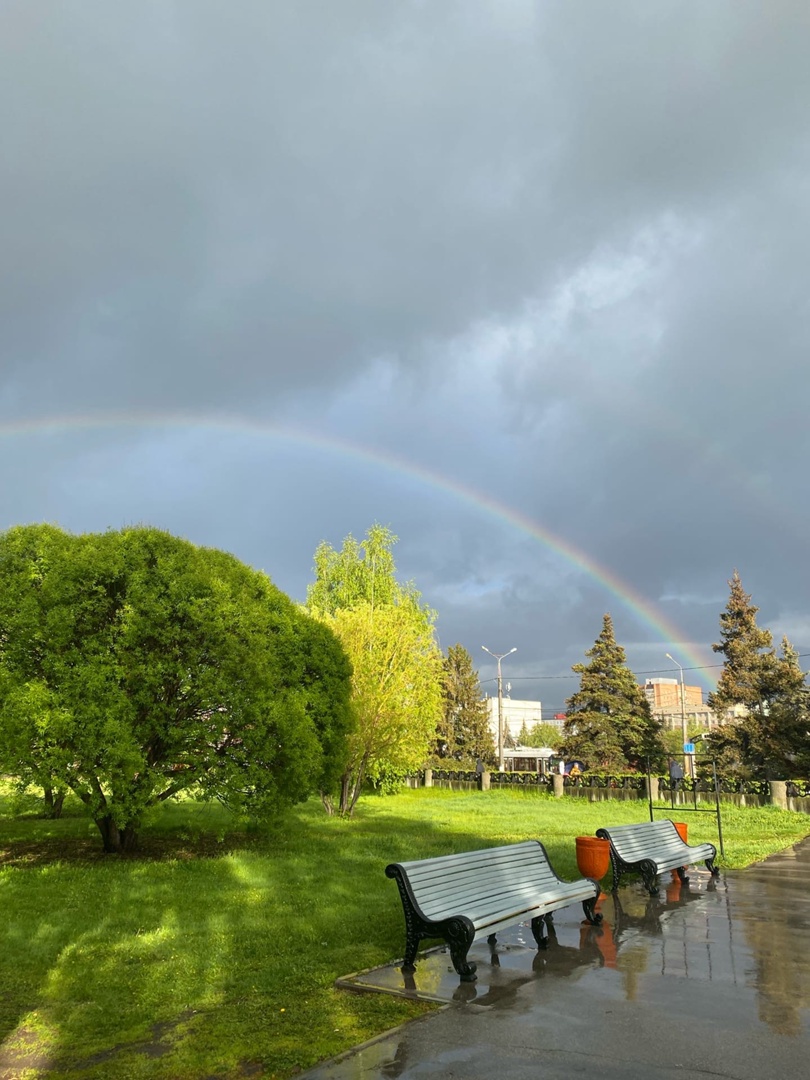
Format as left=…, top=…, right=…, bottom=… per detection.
left=344, top=757, right=368, bottom=818
left=43, top=787, right=66, bottom=819
left=95, top=816, right=140, bottom=853
left=348, top=770, right=365, bottom=817
left=338, top=772, right=352, bottom=816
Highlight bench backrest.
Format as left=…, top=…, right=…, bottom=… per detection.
left=391, top=841, right=560, bottom=923
left=599, top=820, right=685, bottom=863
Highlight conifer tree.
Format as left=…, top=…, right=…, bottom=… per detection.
left=750, top=636, right=810, bottom=777
left=563, top=614, right=662, bottom=771
left=772, top=635, right=809, bottom=704
left=707, top=571, right=809, bottom=778
left=436, top=644, right=495, bottom=766
left=711, top=635, right=809, bottom=779
left=707, top=570, right=779, bottom=716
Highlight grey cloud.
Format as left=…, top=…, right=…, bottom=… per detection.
left=2, top=1, right=809, bottom=696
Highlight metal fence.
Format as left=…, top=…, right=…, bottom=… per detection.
left=411, top=769, right=810, bottom=814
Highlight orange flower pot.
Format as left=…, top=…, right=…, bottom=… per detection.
left=575, top=836, right=611, bottom=880
left=672, top=821, right=688, bottom=843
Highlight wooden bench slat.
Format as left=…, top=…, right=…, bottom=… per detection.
left=398, top=842, right=549, bottom=875
left=420, top=880, right=597, bottom=924
left=409, top=859, right=559, bottom=895
left=461, top=885, right=598, bottom=925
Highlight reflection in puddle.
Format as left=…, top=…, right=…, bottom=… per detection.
left=735, top=844, right=810, bottom=1036
left=339, top=843, right=810, bottom=1039
left=316, top=842, right=810, bottom=1079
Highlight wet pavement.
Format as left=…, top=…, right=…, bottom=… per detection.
left=303, top=838, right=810, bottom=1078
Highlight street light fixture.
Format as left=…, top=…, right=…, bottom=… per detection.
left=665, top=652, right=693, bottom=778
left=482, top=646, right=517, bottom=771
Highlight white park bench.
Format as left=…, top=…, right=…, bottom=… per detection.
left=596, top=819, right=720, bottom=896
left=385, top=840, right=602, bottom=982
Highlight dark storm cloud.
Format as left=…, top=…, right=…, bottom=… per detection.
left=2, top=1, right=809, bottom=693
left=10, top=1, right=797, bottom=412
left=1, top=1, right=558, bottom=410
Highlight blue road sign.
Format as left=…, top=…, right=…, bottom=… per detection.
left=684, top=742, right=695, bottom=753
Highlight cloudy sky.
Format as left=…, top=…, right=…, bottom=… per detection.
left=2, top=1, right=809, bottom=710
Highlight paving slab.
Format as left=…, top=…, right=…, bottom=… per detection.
left=302, top=837, right=810, bottom=1079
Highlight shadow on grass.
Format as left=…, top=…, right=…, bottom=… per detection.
left=6, top=789, right=807, bottom=1076
left=0, top=797, right=536, bottom=1078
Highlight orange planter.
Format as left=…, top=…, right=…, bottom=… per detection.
left=672, top=821, right=688, bottom=843
left=575, top=836, right=611, bottom=880
left=666, top=875, right=683, bottom=902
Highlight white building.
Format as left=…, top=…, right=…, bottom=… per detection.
left=484, top=697, right=544, bottom=745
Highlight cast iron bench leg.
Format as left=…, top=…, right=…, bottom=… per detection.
left=640, top=860, right=660, bottom=896
left=446, top=918, right=477, bottom=982
left=582, top=895, right=603, bottom=925
left=608, top=850, right=623, bottom=892
left=530, top=915, right=550, bottom=949
left=402, top=927, right=420, bottom=974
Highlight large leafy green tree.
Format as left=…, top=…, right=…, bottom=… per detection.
left=0, top=524, right=353, bottom=851
left=562, top=614, right=663, bottom=771
left=436, top=644, right=494, bottom=766
left=321, top=601, right=442, bottom=813
left=307, top=525, right=443, bottom=814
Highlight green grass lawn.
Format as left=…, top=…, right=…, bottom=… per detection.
left=2, top=786, right=809, bottom=1079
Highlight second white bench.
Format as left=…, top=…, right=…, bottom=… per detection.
left=596, top=819, right=719, bottom=895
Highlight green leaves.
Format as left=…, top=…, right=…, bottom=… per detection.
left=0, top=524, right=353, bottom=850
left=306, top=525, right=443, bottom=814
left=307, top=524, right=404, bottom=615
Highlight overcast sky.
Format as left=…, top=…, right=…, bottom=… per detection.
left=2, top=1, right=809, bottom=710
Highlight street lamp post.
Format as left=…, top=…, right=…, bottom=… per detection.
left=665, top=652, right=692, bottom=778
left=482, top=646, right=517, bottom=771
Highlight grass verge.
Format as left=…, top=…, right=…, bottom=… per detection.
left=1, top=786, right=809, bottom=1078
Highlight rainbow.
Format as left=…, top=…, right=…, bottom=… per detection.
left=0, top=410, right=716, bottom=684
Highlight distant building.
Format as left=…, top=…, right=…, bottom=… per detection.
left=640, top=678, right=742, bottom=733
left=484, top=697, right=548, bottom=745
left=643, top=678, right=703, bottom=711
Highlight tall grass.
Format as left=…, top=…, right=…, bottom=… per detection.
left=2, top=786, right=808, bottom=1078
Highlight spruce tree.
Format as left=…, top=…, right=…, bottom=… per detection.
left=563, top=614, right=662, bottom=771
left=707, top=572, right=809, bottom=778
left=437, top=644, right=495, bottom=766
left=707, top=570, right=779, bottom=716
left=756, top=683, right=810, bottom=779
left=715, top=636, right=810, bottom=779
left=770, top=636, right=809, bottom=707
